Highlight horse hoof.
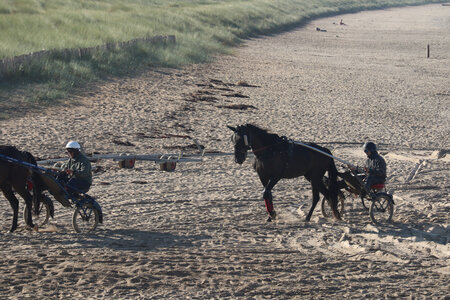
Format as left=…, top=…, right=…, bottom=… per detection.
left=25, top=224, right=38, bottom=232
left=9, top=225, right=18, bottom=233
left=269, top=211, right=277, bottom=220
left=333, top=212, right=342, bottom=220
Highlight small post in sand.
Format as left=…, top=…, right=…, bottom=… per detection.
left=406, top=160, right=424, bottom=183
left=427, top=44, right=430, bottom=58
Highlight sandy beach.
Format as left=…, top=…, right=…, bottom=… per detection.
left=0, top=4, right=449, bottom=299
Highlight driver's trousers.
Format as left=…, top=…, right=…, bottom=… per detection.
left=66, top=178, right=91, bottom=194
left=365, top=175, right=385, bottom=191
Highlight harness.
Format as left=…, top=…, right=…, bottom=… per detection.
left=233, top=126, right=294, bottom=175
left=250, top=136, right=295, bottom=174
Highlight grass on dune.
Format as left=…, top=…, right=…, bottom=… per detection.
left=0, top=0, right=445, bottom=108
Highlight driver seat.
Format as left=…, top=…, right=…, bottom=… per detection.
left=371, top=183, right=385, bottom=192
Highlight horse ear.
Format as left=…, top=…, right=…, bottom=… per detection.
left=227, top=125, right=237, bottom=132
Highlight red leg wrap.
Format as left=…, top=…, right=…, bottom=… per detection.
left=264, top=198, right=274, bottom=212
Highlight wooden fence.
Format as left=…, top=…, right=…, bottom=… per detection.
left=0, top=35, right=175, bottom=79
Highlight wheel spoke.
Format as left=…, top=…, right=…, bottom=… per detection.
left=23, top=202, right=50, bottom=227
left=73, top=203, right=99, bottom=233
left=370, top=193, right=393, bottom=225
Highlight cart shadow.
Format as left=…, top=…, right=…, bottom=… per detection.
left=337, top=202, right=448, bottom=245
left=345, top=220, right=448, bottom=245
left=65, top=229, right=212, bottom=252
left=381, top=222, right=448, bottom=245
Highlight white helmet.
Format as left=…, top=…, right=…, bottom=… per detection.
left=65, top=141, right=81, bottom=149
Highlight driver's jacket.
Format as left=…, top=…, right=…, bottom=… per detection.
left=365, top=151, right=386, bottom=181
left=61, top=152, right=92, bottom=184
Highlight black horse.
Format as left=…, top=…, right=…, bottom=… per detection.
left=0, top=145, right=44, bottom=232
left=228, top=124, right=341, bottom=222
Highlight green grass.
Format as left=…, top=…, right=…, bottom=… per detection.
left=0, top=0, right=445, bottom=108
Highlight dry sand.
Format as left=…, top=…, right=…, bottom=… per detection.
left=0, top=4, right=449, bottom=299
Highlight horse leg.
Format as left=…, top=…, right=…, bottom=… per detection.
left=318, top=179, right=341, bottom=220
left=305, top=177, right=321, bottom=222
left=317, top=179, right=333, bottom=210
left=262, top=178, right=279, bottom=222
left=1, top=185, right=20, bottom=232
left=12, top=183, right=35, bottom=230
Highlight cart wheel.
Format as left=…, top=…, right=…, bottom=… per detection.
left=369, top=193, right=393, bottom=225
left=72, top=203, right=99, bottom=233
left=23, top=199, right=50, bottom=227
left=321, top=191, right=345, bottom=218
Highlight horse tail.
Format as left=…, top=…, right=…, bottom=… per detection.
left=326, top=150, right=341, bottom=220
left=22, top=151, right=44, bottom=213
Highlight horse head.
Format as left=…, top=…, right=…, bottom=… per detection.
left=227, top=125, right=251, bottom=164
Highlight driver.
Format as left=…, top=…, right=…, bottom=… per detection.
left=362, top=141, right=386, bottom=192
left=59, top=141, right=92, bottom=194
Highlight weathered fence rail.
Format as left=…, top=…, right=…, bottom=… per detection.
left=0, top=35, right=175, bottom=79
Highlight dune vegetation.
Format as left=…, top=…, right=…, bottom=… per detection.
left=0, top=0, right=444, bottom=105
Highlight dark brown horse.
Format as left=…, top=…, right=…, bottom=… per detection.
left=228, top=124, right=341, bottom=222
left=0, top=145, right=44, bottom=232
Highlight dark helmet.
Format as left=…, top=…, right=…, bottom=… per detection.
left=363, top=141, right=377, bottom=152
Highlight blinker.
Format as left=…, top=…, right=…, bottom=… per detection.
left=244, top=135, right=249, bottom=146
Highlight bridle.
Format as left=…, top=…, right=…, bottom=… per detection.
left=243, top=134, right=249, bottom=148
left=232, top=126, right=251, bottom=150
left=234, top=126, right=285, bottom=154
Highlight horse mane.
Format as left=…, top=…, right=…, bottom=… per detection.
left=0, top=145, right=20, bottom=157
left=21, top=150, right=37, bottom=165
left=0, top=145, right=38, bottom=164
left=246, top=124, right=282, bottom=144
